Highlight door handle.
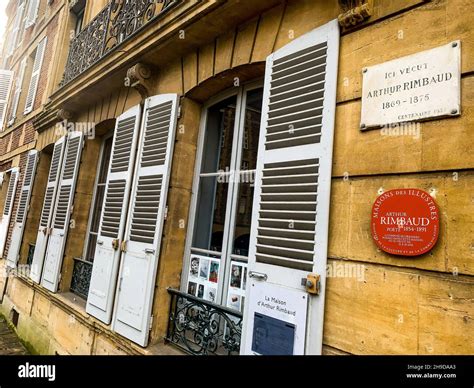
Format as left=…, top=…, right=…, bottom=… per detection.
left=145, top=248, right=155, bottom=254
left=97, top=240, right=103, bottom=245
left=249, top=271, right=267, bottom=281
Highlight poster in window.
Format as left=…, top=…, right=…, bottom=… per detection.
left=230, top=264, right=242, bottom=288
left=197, top=284, right=205, bottom=299
left=199, top=259, right=210, bottom=280
left=189, top=256, right=199, bottom=278
left=226, top=260, right=248, bottom=313
left=187, top=254, right=220, bottom=303
left=206, top=287, right=217, bottom=303
left=187, top=282, right=197, bottom=296
left=209, top=261, right=219, bottom=283
left=229, top=294, right=241, bottom=311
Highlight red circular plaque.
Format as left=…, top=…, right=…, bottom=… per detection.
left=371, top=188, right=439, bottom=256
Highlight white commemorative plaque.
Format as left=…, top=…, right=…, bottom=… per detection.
left=360, top=41, right=461, bottom=129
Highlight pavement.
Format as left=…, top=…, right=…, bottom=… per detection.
left=0, top=315, right=28, bottom=355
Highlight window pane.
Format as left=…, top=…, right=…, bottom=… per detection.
left=98, top=137, right=113, bottom=184
left=85, top=136, right=112, bottom=262
left=241, top=88, right=263, bottom=171
left=200, top=96, right=237, bottom=174
left=187, top=254, right=221, bottom=304
left=90, top=185, right=105, bottom=234
left=85, top=233, right=97, bottom=262
left=192, top=176, right=229, bottom=253
left=232, top=178, right=255, bottom=257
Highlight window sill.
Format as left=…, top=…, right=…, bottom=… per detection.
left=0, top=106, right=43, bottom=139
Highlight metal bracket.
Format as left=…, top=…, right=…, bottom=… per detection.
left=303, top=274, right=321, bottom=295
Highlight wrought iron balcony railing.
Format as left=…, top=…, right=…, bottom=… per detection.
left=166, top=288, right=243, bottom=355
left=60, top=0, right=180, bottom=87
left=70, top=258, right=93, bottom=299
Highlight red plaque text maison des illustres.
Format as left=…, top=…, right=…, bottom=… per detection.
left=371, top=188, right=440, bottom=256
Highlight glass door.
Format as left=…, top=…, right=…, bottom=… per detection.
left=183, top=83, right=263, bottom=311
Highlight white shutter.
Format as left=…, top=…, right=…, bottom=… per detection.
left=112, top=94, right=179, bottom=346
left=8, top=58, right=27, bottom=126
left=24, top=36, right=47, bottom=115
left=0, top=168, right=20, bottom=257
left=0, top=70, right=14, bottom=129
left=30, top=136, right=67, bottom=283
left=41, top=132, right=83, bottom=292
left=87, top=105, right=142, bottom=324
left=5, top=28, right=15, bottom=58
left=7, top=2, right=25, bottom=56
left=6, top=150, right=39, bottom=268
left=241, top=20, right=339, bottom=355
left=25, top=0, right=40, bottom=28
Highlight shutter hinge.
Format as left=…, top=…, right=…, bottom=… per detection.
left=149, top=315, right=153, bottom=331
left=118, top=276, right=123, bottom=292
left=303, top=274, right=321, bottom=295
left=177, top=105, right=182, bottom=119
left=164, top=206, right=168, bottom=221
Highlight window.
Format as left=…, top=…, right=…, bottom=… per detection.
left=7, top=57, right=27, bottom=126
left=7, top=1, right=26, bottom=56
left=16, top=0, right=27, bottom=48
left=24, top=37, right=47, bottom=115
left=0, top=70, right=14, bottom=129
left=70, top=134, right=112, bottom=299
left=184, top=83, right=263, bottom=312
left=71, top=0, right=86, bottom=36
left=25, top=0, right=41, bottom=29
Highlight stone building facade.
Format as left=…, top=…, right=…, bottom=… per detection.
left=0, top=0, right=472, bottom=355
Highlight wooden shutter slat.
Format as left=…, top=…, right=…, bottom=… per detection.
left=0, top=168, right=19, bottom=257
left=24, top=37, right=47, bottom=114
left=7, top=3, right=25, bottom=56
left=40, top=132, right=83, bottom=291
left=30, top=136, right=67, bottom=283
left=86, top=105, right=142, bottom=324
left=0, top=70, right=14, bottom=129
left=6, top=151, right=39, bottom=268
left=112, top=94, right=179, bottom=347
